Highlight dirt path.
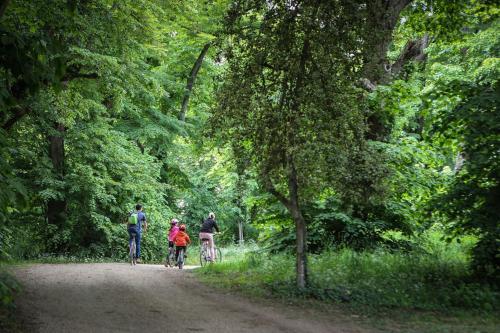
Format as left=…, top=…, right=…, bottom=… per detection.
left=12, top=263, right=371, bottom=333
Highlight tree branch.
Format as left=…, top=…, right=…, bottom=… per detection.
left=2, top=106, right=30, bottom=130
left=261, top=170, right=292, bottom=210
left=61, top=67, right=99, bottom=85
left=360, top=78, right=377, bottom=92
left=3, top=69, right=98, bottom=130
left=390, top=34, right=430, bottom=77
left=179, top=42, right=211, bottom=121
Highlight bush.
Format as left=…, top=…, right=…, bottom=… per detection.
left=0, top=268, right=21, bottom=332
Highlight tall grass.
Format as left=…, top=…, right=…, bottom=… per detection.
left=198, top=232, right=498, bottom=312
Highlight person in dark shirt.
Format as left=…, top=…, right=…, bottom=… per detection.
left=199, top=212, right=219, bottom=261
left=126, top=204, right=147, bottom=263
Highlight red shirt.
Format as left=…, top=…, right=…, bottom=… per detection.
left=174, top=231, right=191, bottom=247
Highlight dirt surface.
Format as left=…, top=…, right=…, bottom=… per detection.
left=11, top=263, right=373, bottom=333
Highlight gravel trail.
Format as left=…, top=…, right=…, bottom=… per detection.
left=12, top=263, right=371, bottom=333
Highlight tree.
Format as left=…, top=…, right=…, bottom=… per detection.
left=213, top=0, right=391, bottom=288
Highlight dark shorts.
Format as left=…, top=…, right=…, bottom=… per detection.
left=175, top=246, right=187, bottom=258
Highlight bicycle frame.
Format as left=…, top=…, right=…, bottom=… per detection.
left=199, top=237, right=221, bottom=266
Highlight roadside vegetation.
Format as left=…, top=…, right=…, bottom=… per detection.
left=0, top=266, right=21, bottom=332
left=197, top=232, right=499, bottom=332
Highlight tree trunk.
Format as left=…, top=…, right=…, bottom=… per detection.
left=47, top=123, right=67, bottom=228
left=178, top=42, right=211, bottom=121
left=0, top=0, right=10, bottom=18
left=262, top=162, right=308, bottom=289
left=363, top=0, right=413, bottom=85
left=235, top=171, right=246, bottom=245
left=287, top=158, right=308, bottom=289
left=238, top=220, right=244, bottom=245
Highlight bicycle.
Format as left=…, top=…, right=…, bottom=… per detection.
left=199, top=236, right=222, bottom=267
left=129, top=232, right=137, bottom=265
left=165, top=245, right=176, bottom=267
left=177, top=247, right=186, bottom=269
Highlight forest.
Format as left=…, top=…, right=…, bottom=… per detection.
left=0, top=0, right=499, bottom=330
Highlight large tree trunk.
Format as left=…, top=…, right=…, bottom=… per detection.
left=47, top=123, right=67, bottom=229
left=363, top=0, right=413, bottom=85
left=178, top=42, right=211, bottom=121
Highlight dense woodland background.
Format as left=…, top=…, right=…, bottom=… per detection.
left=0, top=0, right=498, bottom=316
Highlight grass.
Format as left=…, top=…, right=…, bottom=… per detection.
left=195, top=233, right=500, bottom=333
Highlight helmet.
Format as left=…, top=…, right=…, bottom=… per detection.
left=179, top=224, right=186, bottom=231
left=171, top=218, right=178, bottom=225
left=208, top=212, right=215, bottom=219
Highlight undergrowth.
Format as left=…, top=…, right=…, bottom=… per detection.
left=0, top=266, right=22, bottom=332
left=197, top=232, right=499, bottom=313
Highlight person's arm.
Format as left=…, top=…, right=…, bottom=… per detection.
left=186, top=235, right=191, bottom=245
left=213, top=220, right=220, bottom=233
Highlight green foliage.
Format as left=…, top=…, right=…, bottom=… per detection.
left=0, top=0, right=234, bottom=261
left=423, top=19, right=500, bottom=280
left=213, top=0, right=385, bottom=206
left=199, top=232, right=498, bottom=312
left=0, top=268, right=21, bottom=332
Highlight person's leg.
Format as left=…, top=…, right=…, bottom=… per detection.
left=207, top=233, right=215, bottom=260
left=136, top=230, right=141, bottom=258
left=175, top=247, right=180, bottom=262
left=199, top=232, right=213, bottom=260
left=167, top=241, right=174, bottom=260
left=178, top=246, right=186, bottom=261
left=128, top=229, right=135, bottom=248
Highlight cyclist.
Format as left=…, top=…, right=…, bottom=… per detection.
left=173, top=224, right=191, bottom=265
left=165, top=218, right=179, bottom=267
left=199, top=212, right=219, bottom=262
left=127, top=204, right=147, bottom=263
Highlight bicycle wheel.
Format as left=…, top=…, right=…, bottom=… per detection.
left=130, top=237, right=136, bottom=265
left=215, top=247, right=222, bottom=263
left=167, top=247, right=175, bottom=267
left=199, top=244, right=209, bottom=267
left=178, top=248, right=184, bottom=269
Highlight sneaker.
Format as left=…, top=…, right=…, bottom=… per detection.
left=136, top=258, right=141, bottom=264
left=164, top=261, right=168, bottom=267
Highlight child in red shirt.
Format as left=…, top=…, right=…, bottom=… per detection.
left=174, top=224, right=191, bottom=265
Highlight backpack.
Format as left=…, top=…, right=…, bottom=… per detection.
left=128, top=212, right=138, bottom=225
